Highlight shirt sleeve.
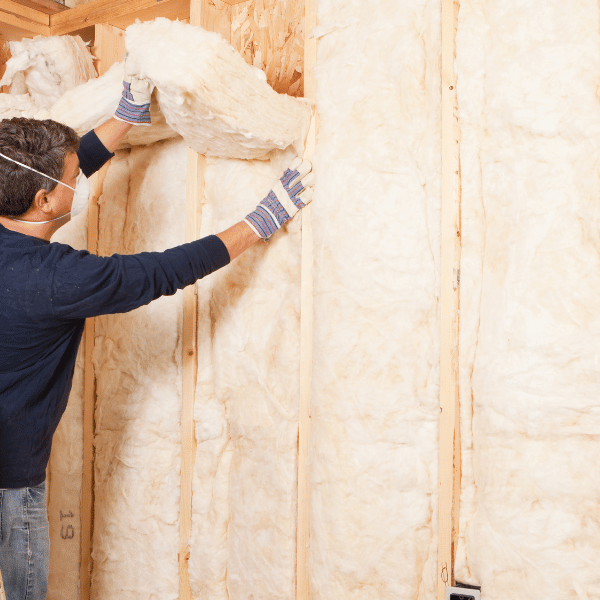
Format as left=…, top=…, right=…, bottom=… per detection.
left=49, top=235, right=231, bottom=320
left=77, top=130, right=115, bottom=178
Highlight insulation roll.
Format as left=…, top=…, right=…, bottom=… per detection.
left=48, top=62, right=178, bottom=147
left=124, top=18, right=311, bottom=159
left=0, top=35, right=96, bottom=109
left=1, top=22, right=309, bottom=158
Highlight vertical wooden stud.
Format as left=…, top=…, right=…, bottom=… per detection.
left=180, top=3, right=209, bottom=600
left=0, top=41, right=11, bottom=93
left=297, top=0, right=317, bottom=598
left=81, top=162, right=110, bottom=600
left=91, top=23, right=125, bottom=76
left=179, top=148, right=205, bottom=600
left=81, top=24, right=125, bottom=600
left=438, top=0, right=461, bottom=598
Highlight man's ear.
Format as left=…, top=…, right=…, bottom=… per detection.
left=32, top=188, right=50, bottom=214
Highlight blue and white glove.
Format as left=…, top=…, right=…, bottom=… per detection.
left=114, top=60, right=154, bottom=126
left=245, top=158, right=314, bottom=239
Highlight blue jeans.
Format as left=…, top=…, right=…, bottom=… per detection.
left=0, top=483, right=49, bottom=600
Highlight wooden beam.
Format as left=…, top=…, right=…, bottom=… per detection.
left=0, top=0, right=49, bottom=26
left=16, top=0, right=66, bottom=15
left=81, top=162, right=109, bottom=600
left=297, top=0, right=316, bottom=598
left=80, top=24, right=126, bottom=600
left=49, top=0, right=189, bottom=36
left=0, top=6, right=49, bottom=37
left=180, top=148, right=204, bottom=600
left=0, top=0, right=50, bottom=40
left=180, top=6, right=209, bottom=600
left=91, top=22, right=125, bottom=76
left=0, top=40, right=9, bottom=91
left=437, top=0, right=461, bottom=598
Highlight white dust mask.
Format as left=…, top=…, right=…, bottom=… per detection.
left=70, top=171, right=90, bottom=218
left=0, top=151, right=84, bottom=225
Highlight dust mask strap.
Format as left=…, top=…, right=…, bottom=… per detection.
left=0, top=152, right=76, bottom=192
left=0, top=151, right=77, bottom=225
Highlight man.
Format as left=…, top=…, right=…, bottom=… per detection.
left=0, top=75, right=313, bottom=600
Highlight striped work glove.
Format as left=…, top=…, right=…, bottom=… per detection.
left=245, top=158, right=314, bottom=239
left=114, top=62, right=154, bottom=126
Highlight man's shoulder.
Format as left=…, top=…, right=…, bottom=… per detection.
left=0, top=230, right=86, bottom=275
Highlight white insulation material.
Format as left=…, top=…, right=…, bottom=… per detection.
left=190, top=150, right=301, bottom=600
left=48, top=62, right=178, bottom=147
left=0, top=93, right=38, bottom=120
left=124, top=18, right=311, bottom=158
left=1, top=23, right=309, bottom=158
left=0, top=35, right=96, bottom=108
left=91, top=140, right=187, bottom=600
left=308, top=1, right=441, bottom=599
left=455, top=1, right=600, bottom=597
left=0, top=35, right=103, bottom=128
left=0, top=55, right=178, bottom=147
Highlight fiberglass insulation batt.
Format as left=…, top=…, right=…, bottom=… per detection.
left=308, top=1, right=441, bottom=598
left=455, top=1, right=600, bottom=597
left=0, top=35, right=96, bottom=108
left=189, top=149, right=301, bottom=599
left=124, top=18, right=311, bottom=159
left=91, top=139, right=187, bottom=600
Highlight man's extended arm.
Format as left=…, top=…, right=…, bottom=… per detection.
left=94, top=118, right=132, bottom=154
left=77, top=73, right=154, bottom=177
left=217, top=221, right=261, bottom=260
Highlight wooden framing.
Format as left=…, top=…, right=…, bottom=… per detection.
left=179, top=5, right=208, bottom=600
left=0, top=39, right=9, bottom=91
left=0, top=0, right=50, bottom=38
left=81, top=23, right=126, bottom=600
left=180, top=147, right=204, bottom=600
left=0, top=0, right=48, bottom=26
left=0, top=1, right=464, bottom=599
left=438, top=0, right=462, bottom=597
left=81, top=162, right=108, bottom=600
left=50, top=0, right=190, bottom=36
left=91, top=22, right=125, bottom=76
left=297, top=0, right=316, bottom=598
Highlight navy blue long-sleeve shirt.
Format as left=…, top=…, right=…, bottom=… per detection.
left=0, top=132, right=230, bottom=488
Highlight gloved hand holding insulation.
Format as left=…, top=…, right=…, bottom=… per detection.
left=114, top=61, right=154, bottom=126
left=245, top=158, right=314, bottom=238
left=0, top=20, right=310, bottom=159
left=122, top=18, right=311, bottom=158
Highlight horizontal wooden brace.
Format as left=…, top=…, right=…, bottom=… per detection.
left=0, top=0, right=49, bottom=26
left=0, top=7, right=50, bottom=39
left=50, top=0, right=189, bottom=36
